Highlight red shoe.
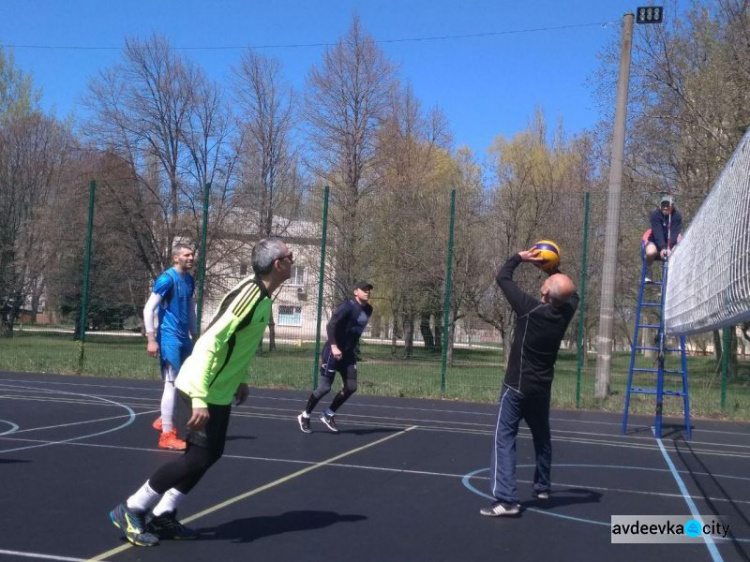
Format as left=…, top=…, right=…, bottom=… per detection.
left=158, top=429, right=186, bottom=451
left=152, top=417, right=162, bottom=432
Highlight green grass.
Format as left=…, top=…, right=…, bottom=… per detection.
left=1, top=332, right=748, bottom=421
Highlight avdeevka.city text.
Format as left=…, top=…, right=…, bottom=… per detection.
left=612, top=519, right=729, bottom=538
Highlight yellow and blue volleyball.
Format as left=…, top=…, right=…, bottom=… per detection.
left=532, top=240, right=561, bottom=272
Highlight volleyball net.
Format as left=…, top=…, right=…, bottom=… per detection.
left=665, top=130, right=750, bottom=335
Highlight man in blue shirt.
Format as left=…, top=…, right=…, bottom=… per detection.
left=297, top=281, right=374, bottom=433
left=144, top=244, right=197, bottom=450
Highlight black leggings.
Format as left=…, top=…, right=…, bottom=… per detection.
left=149, top=396, right=231, bottom=495
left=305, top=350, right=358, bottom=414
left=149, top=443, right=223, bottom=494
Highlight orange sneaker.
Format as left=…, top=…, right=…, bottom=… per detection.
left=158, top=429, right=186, bottom=451
left=152, top=417, right=163, bottom=432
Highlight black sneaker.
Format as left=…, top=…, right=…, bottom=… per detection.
left=146, top=510, right=199, bottom=540
left=109, top=503, right=159, bottom=546
left=319, top=413, right=339, bottom=433
left=479, top=501, right=521, bottom=517
left=297, top=414, right=312, bottom=434
left=533, top=490, right=550, bottom=500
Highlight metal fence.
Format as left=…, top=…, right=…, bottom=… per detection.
left=1, top=182, right=748, bottom=422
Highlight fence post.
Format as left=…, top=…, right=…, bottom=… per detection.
left=575, top=191, right=590, bottom=408
left=196, top=182, right=210, bottom=334
left=77, top=180, right=96, bottom=370
left=440, top=189, right=456, bottom=391
left=312, top=186, right=330, bottom=388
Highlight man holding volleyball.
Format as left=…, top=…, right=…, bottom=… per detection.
left=481, top=245, right=578, bottom=517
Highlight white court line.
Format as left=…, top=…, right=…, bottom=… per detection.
left=232, top=406, right=750, bottom=454
left=2, top=393, right=747, bottom=462
left=0, top=549, right=87, bottom=561
left=3, top=376, right=749, bottom=437
left=0, top=383, right=137, bottom=455
left=654, top=430, right=724, bottom=561
left=2, top=381, right=749, bottom=461
left=0, top=420, right=19, bottom=436
left=2, top=432, right=748, bottom=508
left=87, top=425, right=418, bottom=561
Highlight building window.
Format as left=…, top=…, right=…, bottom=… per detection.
left=290, top=265, right=305, bottom=286
left=278, top=305, right=302, bottom=326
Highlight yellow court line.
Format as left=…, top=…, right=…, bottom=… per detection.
left=88, top=425, right=417, bottom=561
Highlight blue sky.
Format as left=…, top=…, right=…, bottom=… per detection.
left=1, top=0, right=649, bottom=156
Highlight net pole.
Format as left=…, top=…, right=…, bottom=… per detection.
left=440, top=189, right=456, bottom=392
left=575, top=191, right=590, bottom=408
left=312, top=186, right=330, bottom=388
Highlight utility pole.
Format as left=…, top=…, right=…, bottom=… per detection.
left=595, top=7, right=663, bottom=399
left=595, top=12, right=634, bottom=399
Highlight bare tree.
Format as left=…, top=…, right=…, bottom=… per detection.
left=234, top=50, right=303, bottom=235
left=232, top=49, right=304, bottom=350
left=83, top=34, right=234, bottom=277
left=0, top=112, right=72, bottom=335
left=303, top=15, right=396, bottom=300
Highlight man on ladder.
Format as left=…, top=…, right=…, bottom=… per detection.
left=624, top=193, right=690, bottom=439
left=642, top=195, right=683, bottom=283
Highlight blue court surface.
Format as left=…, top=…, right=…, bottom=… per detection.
left=0, top=371, right=748, bottom=562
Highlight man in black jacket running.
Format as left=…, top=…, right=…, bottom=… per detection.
left=481, top=249, right=578, bottom=517
left=297, top=281, right=374, bottom=433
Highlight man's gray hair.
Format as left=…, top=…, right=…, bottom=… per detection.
left=251, top=237, right=286, bottom=276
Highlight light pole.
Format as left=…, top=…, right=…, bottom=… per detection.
left=595, top=7, right=663, bottom=399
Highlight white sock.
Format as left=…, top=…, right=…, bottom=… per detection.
left=300, top=411, right=310, bottom=419
left=324, top=408, right=334, bottom=417
left=152, top=488, right=186, bottom=517
left=161, top=377, right=177, bottom=432
left=126, top=481, right=161, bottom=512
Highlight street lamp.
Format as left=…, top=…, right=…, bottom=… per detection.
left=636, top=6, right=664, bottom=24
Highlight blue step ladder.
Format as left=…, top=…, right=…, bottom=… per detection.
left=622, top=251, right=691, bottom=439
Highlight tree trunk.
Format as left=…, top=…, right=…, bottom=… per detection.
left=712, top=330, right=722, bottom=361
left=390, top=316, right=398, bottom=357
left=403, top=315, right=414, bottom=359
left=419, top=313, right=436, bottom=350
left=268, top=312, right=276, bottom=352
left=0, top=309, right=14, bottom=337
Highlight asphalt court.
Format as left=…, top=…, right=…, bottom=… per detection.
left=0, top=371, right=748, bottom=561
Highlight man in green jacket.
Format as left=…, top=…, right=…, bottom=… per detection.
left=109, top=237, right=294, bottom=547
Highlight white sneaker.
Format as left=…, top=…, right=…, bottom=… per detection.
left=479, top=501, right=521, bottom=517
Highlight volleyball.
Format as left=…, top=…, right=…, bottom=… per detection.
left=532, top=240, right=561, bottom=272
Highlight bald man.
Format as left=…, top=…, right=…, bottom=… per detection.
left=481, top=248, right=579, bottom=518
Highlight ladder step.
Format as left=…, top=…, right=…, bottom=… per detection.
left=628, top=388, right=686, bottom=397
left=644, top=281, right=663, bottom=285
left=630, top=367, right=685, bottom=374
left=641, top=302, right=662, bottom=307
left=638, top=324, right=661, bottom=329
left=634, top=346, right=683, bottom=352
left=629, top=388, right=658, bottom=394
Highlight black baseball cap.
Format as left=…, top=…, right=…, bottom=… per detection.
left=353, top=281, right=374, bottom=291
